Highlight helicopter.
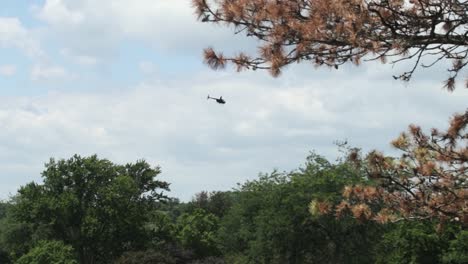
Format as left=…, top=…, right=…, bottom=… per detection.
left=207, top=95, right=226, bottom=104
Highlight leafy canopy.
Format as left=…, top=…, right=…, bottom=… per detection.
left=12, top=155, right=170, bottom=264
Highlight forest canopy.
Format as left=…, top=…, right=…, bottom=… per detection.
left=0, top=151, right=466, bottom=263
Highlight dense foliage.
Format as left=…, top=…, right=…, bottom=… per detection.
left=1, top=155, right=170, bottom=264
left=15, top=240, right=77, bottom=264
left=0, top=153, right=465, bottom=263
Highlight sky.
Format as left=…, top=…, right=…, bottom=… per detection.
left=0, top=0, right=467, bottom=201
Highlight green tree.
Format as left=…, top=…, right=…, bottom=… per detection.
left=218, top=153, right=383, bottom=263
left=0, top=200, right=51, bottom=262
left=442, top=230, right=468, bottom=264
left=155, top=198, right=187, bottom=220
left=376, top=222, right=443, bottom=264
left=176, top=208, right=220, bottom=259
left=0, top=202, right=9, bottom=219
left=145, top=210, right=179, bottom=250
left=187, top=191, right=234, bottom=218
left=15, top=240, right=77, bottom=264
left=115, top=250, right=176, bottom=264
left=12, top=155, right=169, bottom=264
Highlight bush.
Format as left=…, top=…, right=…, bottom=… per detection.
left=15, top=240, right=77, bottom=264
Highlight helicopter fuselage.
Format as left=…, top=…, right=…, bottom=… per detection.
left=207, top=95, right=226, bottom=104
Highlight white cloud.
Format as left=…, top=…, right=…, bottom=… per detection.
left=139, top=61, right=157, bottom=75
left=0, top=65, right=17, bottom=76
left=36, top=0, right=85, bottom=26
left=60, top=48, right=99, bottom=66
left=0, top=17, right=43, bottom=58
left=31, top=64, right=71, bottom=81
left=35, top=0, right=257, bottom=59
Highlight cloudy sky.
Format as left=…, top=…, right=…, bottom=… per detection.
left=0, top=0, right=466, bottom=201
